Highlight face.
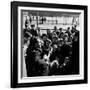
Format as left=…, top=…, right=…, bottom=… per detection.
left=58, top=41, right=63, bottom=47
left=74, top=36, right=78, bottom=42
left=52, top=38, right=58, bottom=43
left=43, top=36, right=47, bottom=41
left=35, top=42, right=40, bottom=48
left=35, top=54, right=41, bottom=61
left=53, top=44, right=58, bottom=51
left=35, top=51, right=41, bottom=56
left=64, top=37, right=68, bottom=42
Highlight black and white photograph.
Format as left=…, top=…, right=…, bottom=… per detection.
left=11, top=1, right=87, bottom=88
left=22, top=10, right=80, bottom=77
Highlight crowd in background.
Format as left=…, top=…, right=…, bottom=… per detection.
left=23, top=19, right=79, bottom=77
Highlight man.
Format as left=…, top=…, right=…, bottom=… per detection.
left=53, top=26, right=57, bottom=32
left=25, top=37, right=40, bottom=77
left=59, top=28, right=64, bottom=38
left=65, top=27, right=71, bottom=38
left=52, top=36, right=58, bottom=45
left=63, top=33, right=72, bottom=45
left=71, top=31, right=79, bottom=74
left=47, top=29, right=52, bottom=40
left=41, top=34, right=52, bottom=56
left=24, top=19, right=31, bottom=44
left=34, top=48, right=48, bottom=76
left=30, top=24, right=38, bottom=36
left=56, top=38, right=72, bottom=75
left=49, top=44, right=59, bottom=75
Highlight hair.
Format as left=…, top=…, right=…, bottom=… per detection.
left=41, top=34, right=47, bottom=38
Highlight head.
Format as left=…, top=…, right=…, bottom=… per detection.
left=73, top=31, right=79, bottom=42
left=25, top=19, right=30, bottom=28
left=31, top=24, right=35, bottom=29
left=71, top=26, right=74, bottom=30
left=59, top=28, right=62, bottom=32
left=42, top=34, right=47, bottom=42
left=52, top=32, right=57, bottom=38
left=47, top=29, right=51, bottom=34
left=67, top=27, right=70, bottom=31
left=53, top=44, right=58, bottom=51
left=54, top=26, right=57, bottom=31
left=45, top=39, right=51, bottom=47
left=58, top=38, right=64, bottom=47
left=52, top=36, right=58, bottom=44
left=63, top=33, right=69, bottom=43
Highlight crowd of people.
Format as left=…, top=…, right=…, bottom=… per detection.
left=23, top=19, right=79, bottom=77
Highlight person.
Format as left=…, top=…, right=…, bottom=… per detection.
left=52, top=36, right=58, bottom=45
left=30, top=24, right=38, bottom=36
left=28, top=36, right=39, bottom=51
left=63, top=33, right=72, bottom=45
left=25, top=19, right=30, bottom=30
left=41, top=34, right=52, bottom=56
left=23, top=19, right=32, bottom=45
left=41, top=34, right=48, bottom=42
left=29, top=16, right=32, bottom=23
left=34, top=48, right=48, bottom=76
left=53, top=26, right=57, bottom=32
left=71, top=25, right=78, bottom=36
left=47, top=29, right=52, bottom=40
left=37, top=27, right=41, bottom=37
left=49, top=44, right=59, bottom=75
left=57, top=37, right=72, bottom=75
left=25, top=48, right=36, bottom=77
left=65, top=27, right=71, bottom=38
left=59, top=28, right=64, bottom=38
left=71, top=31, right=79, bottom=74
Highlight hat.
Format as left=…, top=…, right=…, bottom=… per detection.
left=31, top=24, right=35, bottom=27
